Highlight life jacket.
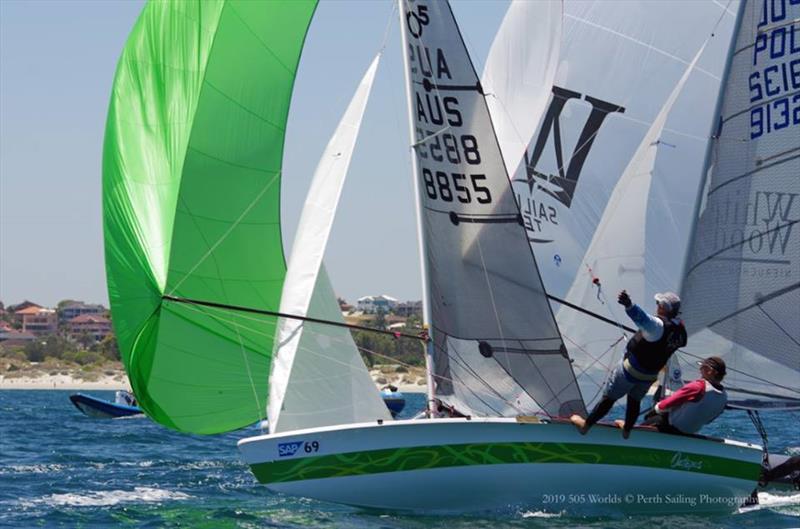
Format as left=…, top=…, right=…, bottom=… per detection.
left=623, top=317, right=687, bottom=381
left=669, top=380, right=727, bottom=434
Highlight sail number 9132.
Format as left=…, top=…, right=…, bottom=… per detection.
left=421, top=169, right=492, bottom=204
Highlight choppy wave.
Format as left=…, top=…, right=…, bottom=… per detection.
left=521, top=510, right=563, bottom=518
left=0, top=463, right=66, bottom=475
left=24, top=487, right=192, bottom=508
left=737, top=492, right=800, bottom=514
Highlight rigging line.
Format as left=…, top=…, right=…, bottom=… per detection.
left=176, top=299, right=416, bottom=386
left=757, top=304, right=800, bottom=349
left=427, top=324, right=539, bottom=414
left=711, top=0, right=737, bottom=17
left=233, top=323, right=263, bottom=420
left=549, top=294, right=798, bottom=395
left=548, top=294, right=636, bottom=334
left=674, top=349, right=800, bottom=396
left=174, top=300, right=415, bottom=377
left=378, top=0, right=396, bottom=52
left=162, top=294, right=426, bottom=341
left=541, top=335, right=623, bottom=412
left=439, top=343, right=514, bottom=415
left=686, top=220, right=800, bottom=276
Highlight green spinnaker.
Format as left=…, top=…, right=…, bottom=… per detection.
left=102, top=0, right=317, bottom=434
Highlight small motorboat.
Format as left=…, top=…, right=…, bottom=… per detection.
left=380, top=385, right=406, bottom=417
left=69, top=390, right=143, bottom=419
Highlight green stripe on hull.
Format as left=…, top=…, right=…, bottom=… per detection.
left=250, top=442, right=761, bottom=484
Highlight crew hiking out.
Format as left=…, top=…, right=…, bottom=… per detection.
left=570, top=290, right=687, bottom=439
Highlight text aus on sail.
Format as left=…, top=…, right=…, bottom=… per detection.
left=408, top=23, right=495, bottom=211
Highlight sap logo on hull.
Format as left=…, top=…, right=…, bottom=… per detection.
left=277, top=441, right=304, bottom=458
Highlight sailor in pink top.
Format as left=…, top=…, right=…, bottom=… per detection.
left=644, top=356, right=728, bottom=435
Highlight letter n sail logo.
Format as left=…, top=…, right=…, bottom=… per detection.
left=513, top=86, right=624, bottom=243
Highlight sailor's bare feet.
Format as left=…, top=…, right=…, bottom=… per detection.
left=570, top=414, right=589, bottom=435
left=614, top=419, right=631, bottom=439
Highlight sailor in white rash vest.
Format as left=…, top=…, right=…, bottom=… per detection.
left=643, top=356, right=728, bottom=435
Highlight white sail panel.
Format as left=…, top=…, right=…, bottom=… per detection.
left=482, top=0, right=562, bottom=177
left=680, top=0, right=800, bottom=408
left=558, top=39, right=710, bottom=407
left=271, top=267, right=390, bottom=432
left=268, top=55, right=390, bottom=433
left=400, top=0, right=584, bottom=418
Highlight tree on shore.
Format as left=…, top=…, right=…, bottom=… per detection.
left=23, top=334, right=72, bottom=362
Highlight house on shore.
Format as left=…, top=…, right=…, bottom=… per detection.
left=58, top=302, right=107, bottom=325
left=16, top=306, right=57, bottom=336
left=66, top=314, right=112, bottom=343
left=357, top=295, right=398, bottom=314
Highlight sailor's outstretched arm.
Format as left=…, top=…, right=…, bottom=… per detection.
left=625, top=304, right=664, bottom=341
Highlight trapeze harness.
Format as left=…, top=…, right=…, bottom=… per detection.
left=622, top=316, right=687, bottom=382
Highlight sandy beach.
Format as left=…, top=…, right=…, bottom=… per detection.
left=0, top=360, right=426, bottom=393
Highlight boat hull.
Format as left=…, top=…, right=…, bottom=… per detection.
left=69, top=393, right=143, bottom=419
left=238, top=418, right=762, bottom=514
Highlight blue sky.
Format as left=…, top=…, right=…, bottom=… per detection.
left=1, top=1, right=731, bottom=311
left=0, top=0, right=508, bottom=308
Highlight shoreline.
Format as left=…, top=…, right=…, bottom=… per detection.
left=0, top=363, right=427, bottom=394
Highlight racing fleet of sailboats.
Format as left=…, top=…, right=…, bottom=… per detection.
left=103, top=0, right=799, bottom=514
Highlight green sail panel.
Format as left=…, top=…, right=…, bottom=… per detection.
left=103, top=0, right=317, bottom=434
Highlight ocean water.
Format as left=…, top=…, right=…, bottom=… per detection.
left=1, top=390, right=798, bottom=528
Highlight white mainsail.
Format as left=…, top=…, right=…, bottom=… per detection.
left=400, top=0, right=584, bottom=418
left=268, top=55, right=390, bottom=433
left=558, top=39, right=712, bottom=407
left=482, top=0, right=562, bottom=178
left=680, top=0, right=800, bottom=409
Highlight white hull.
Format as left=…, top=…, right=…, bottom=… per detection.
left=238, top=418, right=763, bottom=514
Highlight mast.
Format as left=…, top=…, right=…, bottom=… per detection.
left=677, top=0, right=746, bottom=297
left=397, top=0, right=437, bottom=416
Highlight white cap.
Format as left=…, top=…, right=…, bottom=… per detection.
left=654, top=292, right=681, bottom=315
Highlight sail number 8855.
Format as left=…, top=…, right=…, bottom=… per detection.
left=421, top=169, right=491, bottom=204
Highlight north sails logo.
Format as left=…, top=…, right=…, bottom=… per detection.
left=670, top=452, right=703, bottom=471
left=517, top=86, right=625, bottom=208
left=513, top=86, right=624, bottom=243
